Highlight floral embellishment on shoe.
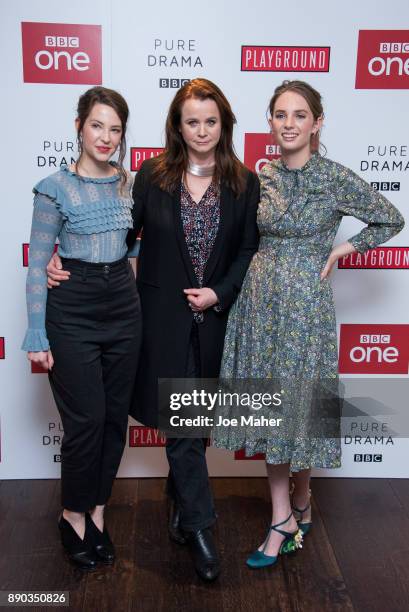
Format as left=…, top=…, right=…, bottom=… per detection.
left=281, top=529, right=303, bottom=554
left=294, top=529, right=304, bottom=548
left=281, top=539, right=296, bottom=553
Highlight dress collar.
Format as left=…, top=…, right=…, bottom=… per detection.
left=276, top=152, right=320, bottom=173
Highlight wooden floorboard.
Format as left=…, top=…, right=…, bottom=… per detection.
left=389, top=478, right=409, bottom=515
left=0, top=477, right=408, bottom=612
left=313, top=478, right=409, bottom=612
left=0, top=480, right=59, bottom=554
left=211, top=479, right=353, bottom=612
left=0, top=480, right=86, bottom=612
left=81, top=479, right=140, bottom=612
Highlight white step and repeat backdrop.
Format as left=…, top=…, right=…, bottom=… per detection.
left=1, top=0, right=408, bottom=478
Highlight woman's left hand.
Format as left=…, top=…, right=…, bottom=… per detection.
left=320, top=241, right=357, bottom=280
left=183, top=287, right=219, bottom=311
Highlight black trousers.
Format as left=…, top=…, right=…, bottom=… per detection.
left=46, top=256, right=142, bottom=512
left=166, top=323, right=216, bottom=532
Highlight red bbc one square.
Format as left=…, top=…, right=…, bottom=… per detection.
left=22, top=243, right=58, bottom=267
left=0, top=338, right=5, bottom=359
left=243, top=133, right=281, bottom=174
left=339, top=324, right=409, bottom=374
left=355, top=30, right=409, bottom=89
left=31, top=362, right=48, bottom=374
left=21, top=22, right=102, bottom=85
left=234, top=449, right=265, bottom=460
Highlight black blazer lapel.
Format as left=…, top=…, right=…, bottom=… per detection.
left=172, top=184, right=198, bottom=287
left=203, top=182, right=230, bottom=285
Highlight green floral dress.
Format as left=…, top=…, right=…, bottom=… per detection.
left=212, top=153, right=404, bottom=470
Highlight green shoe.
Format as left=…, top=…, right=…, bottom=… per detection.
left=246, top=512, right=303, bottom=569
left=292, top=495, right=312, bottom=536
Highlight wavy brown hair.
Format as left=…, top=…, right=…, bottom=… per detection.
left=268, top=80, right=324, bottom=153
left=76, top=86, right=129, bottom=191
left=151, top=78, right=247, bottom=196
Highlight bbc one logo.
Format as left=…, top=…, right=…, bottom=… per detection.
left=21, top=22, right=102, bottom=84
left=0, top=337, right=5, bottom=360
left=241, top=46, right=330, bottom=72
left=339, top=324, right=409, bottom=374
left=355, top=30, right=409, bottom=89
left=244, top=134, right=281, bottom=174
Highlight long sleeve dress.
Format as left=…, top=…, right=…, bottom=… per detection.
left=212, top=152, right=404, bottom=470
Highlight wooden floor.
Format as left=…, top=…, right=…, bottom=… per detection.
left=1, top=478, right=409, bottom=612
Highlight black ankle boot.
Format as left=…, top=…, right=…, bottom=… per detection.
left=86, top=513, right=115, bottom=565
left=185, top=528, right=220, bottom=582
left=167, top=499, right=187, bottom=545
left=58, top=515, right=98, bottom=571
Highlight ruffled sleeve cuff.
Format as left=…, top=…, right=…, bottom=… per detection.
left=21, top=328, right=50, bottom=352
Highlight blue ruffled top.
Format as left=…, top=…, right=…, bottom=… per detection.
left=22, top=165, right=134, bottom=352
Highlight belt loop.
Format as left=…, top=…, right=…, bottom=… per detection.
left=82, top=265, right=87, bottom=282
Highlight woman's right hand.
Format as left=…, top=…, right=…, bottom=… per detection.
left=47, top=253, right=70, bottom=288
left=27, top=350, right=54, bottom=371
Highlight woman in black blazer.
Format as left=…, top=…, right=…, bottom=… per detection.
left=128, top=79, right=259, bottom=582
left=47, top=78, right=259, bottom=582
left=129, top=158, right=259, bottom=426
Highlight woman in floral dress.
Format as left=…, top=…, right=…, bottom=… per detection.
left=213, top=80, right=404, bottom=568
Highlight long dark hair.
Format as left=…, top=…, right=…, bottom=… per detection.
left=76, top=86, right=129, bottom=190
left=268, top=80, right=324, bottom=153
left=151, top=78, right=246, bottom=197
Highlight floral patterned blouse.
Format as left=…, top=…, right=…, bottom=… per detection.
left=181, top=181, right=220, bottom=322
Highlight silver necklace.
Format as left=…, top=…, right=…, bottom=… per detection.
left=187, top=160, right=215, bottom=177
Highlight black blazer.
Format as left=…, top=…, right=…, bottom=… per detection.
left=128, top=158, right=260, bottom=427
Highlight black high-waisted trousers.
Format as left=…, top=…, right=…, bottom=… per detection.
left=166, top=323, right=217, bottom=532
left=46, top=256, right=142, bottom=512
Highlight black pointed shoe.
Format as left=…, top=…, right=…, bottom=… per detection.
left=167, top=499, right=187, bottom=545
left=86, top=513, right=115, bottom=565
left=58, top=515, right=98, bottom=571
left=185, top=528, right=220, bottom=582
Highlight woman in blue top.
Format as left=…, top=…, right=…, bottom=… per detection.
left=22, top=87, right=142, bottom=570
